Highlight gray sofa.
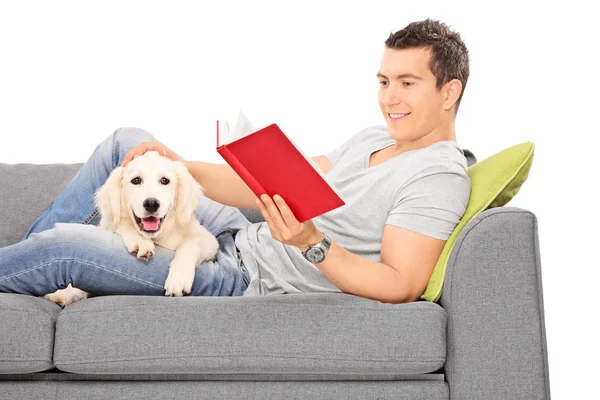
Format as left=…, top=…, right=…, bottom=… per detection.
left=0, top=161, right=551, bottom=399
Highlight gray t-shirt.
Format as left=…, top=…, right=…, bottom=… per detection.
left=234, top=125, right=471, bottom=296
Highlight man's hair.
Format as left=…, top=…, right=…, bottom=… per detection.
left=384, top=19, right=470, bottom=114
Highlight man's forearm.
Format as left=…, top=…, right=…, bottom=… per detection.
left=183, top=161, right=259, bottom=209
left=297, top=238, right=411, bottom=304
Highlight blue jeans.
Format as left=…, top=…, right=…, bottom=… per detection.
left=0, top=128, right=252, bottom=297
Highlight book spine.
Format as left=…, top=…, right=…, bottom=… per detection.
left=217, top=146, right=267, bottom=198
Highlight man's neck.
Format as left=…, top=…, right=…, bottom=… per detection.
left=390, top=123, right=456, bottom=155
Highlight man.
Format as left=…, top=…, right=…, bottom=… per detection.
left=122, top=18, right=471, bottom=303
left=0, top=19, right=470, bottom=305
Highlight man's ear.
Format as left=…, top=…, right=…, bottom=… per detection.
left=173, top=161, right=202, bottom=226
left=94, top=166, right=124, bottom=229
left=443, top=78, right=463, bottom=112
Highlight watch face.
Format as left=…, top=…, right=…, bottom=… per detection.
left=306, top=247, right=325, bottom=263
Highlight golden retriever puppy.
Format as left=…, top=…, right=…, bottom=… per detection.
left=43, top=151, right=219, bottom=307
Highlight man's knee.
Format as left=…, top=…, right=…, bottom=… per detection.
left=111, top=127, right=157, bottom=165
left=113, top=127, right=156, bottom=148
left=32, top=223, right=106, bottom=255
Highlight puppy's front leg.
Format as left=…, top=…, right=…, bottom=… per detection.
left=116, top=225, right=156, bottom=262
left=164, top=233, right=219, bottom=296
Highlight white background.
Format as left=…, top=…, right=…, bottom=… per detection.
left=1, top=1, right=598, bottom=397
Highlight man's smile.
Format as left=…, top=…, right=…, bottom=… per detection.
left=388, top=112, right=411, bottom=120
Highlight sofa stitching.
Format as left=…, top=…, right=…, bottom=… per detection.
left=54, top=354, right=446, bottom=365
left=57, top=305, right=447, bottom=317
left=54, top=353, right=443, bottom=361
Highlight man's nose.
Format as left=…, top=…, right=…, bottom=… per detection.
left=382, top=86, right=401, bottom=106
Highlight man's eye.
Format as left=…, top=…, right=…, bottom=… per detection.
left=403, top=81, right=414, bottom=86
left=131, top=177, right=141, bottom=185
left=379, top=81, right=389, bottom=87
left=160, top=177, right=170, bottom=185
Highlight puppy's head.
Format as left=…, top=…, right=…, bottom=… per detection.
left=94, top=151, right=203, bottom=238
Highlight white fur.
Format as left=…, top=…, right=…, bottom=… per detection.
left=42, top=151, right=219, bottom=307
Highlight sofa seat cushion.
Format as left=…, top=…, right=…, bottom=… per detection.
left=53, top=294, right=446, bottom=376
left=0, top=294, right=61, bottom=373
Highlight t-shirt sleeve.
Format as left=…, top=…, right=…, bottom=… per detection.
left=385, top=169, right=471, bottom=240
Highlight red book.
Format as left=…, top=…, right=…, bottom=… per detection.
left=216, top=112, right=345, bottom=222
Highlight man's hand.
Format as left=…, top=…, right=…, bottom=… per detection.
left=121, top=142, right=180, bottom=167
left=256, top=194, right=323, bottom=251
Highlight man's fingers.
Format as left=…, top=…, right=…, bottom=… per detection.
left=121, top=150, right=138, bottom=167
left=121, top=142, right=178, bottom=167
left=261, top=195, right=288, bottom=234
left=256, top=198, right=275, bottom=231
left=273, top=195, right=298, bottom=227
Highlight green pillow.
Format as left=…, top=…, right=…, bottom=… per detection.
left=421, top=141, right=535, bottom=302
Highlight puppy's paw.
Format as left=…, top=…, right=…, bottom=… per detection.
left=135, top=238, right=155, bottom=261
left=122, top=234, right=155, bottom=262
left=198, top=232, right=220, bottom=263
left=164, top=263, right=195, bottom=297
left=43, top=284, right=89, bottom=308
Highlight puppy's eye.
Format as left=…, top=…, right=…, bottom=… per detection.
left=131, top=177, right=141, bottom=185
left=160, top=177, right=170, bottom=185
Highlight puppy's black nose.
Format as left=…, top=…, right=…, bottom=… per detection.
left=143, top=198, right=160, bottom=213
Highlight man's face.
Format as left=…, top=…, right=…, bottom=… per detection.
left=377, top=47, right=449, bottom=142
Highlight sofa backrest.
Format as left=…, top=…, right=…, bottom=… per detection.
left=0, top=149, right=476, bottom=248
left=0, top=163, right=85, bottom=247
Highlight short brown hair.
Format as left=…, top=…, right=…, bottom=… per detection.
left=385, top=19, right=470, bottom=114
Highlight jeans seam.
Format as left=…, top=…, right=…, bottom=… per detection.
left=83, top=209, right=99, bottom=225
left=0, top=258, right=164, bottom=290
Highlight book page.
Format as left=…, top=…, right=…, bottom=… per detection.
left=217, top=120, right=231, bottom=148
left=217, top=111, right=256, bottom=147
left=227, top=111, right=256, bottom=144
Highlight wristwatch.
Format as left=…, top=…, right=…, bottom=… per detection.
left=302, top=232, right=331, bottom=264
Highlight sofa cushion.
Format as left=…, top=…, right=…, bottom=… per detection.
left=0, top=162, right=84, bottom=247
left=0, top=294, right=61, bottom=373
left=421, top=142, right=535, bottom=302
left=53, top=294, right=446, bottom=376
left=421, top=142, right=535, bottom=301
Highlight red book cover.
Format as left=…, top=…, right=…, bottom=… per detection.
left=216, top=116, right=345, bottom=222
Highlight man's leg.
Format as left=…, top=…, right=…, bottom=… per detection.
left=23, top=127, right=251, bottom=239
left=2, top=223, right=247, bottom=297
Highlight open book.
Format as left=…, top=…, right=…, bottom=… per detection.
left=216, top=112, right=345, bottom=222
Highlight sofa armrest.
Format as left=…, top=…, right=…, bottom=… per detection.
left=440, top=207, right=551, bottom=400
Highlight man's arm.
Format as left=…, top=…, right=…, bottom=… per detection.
left=298, top=225, right=445, bottom=304
left=184, top=156, right=332, bottom=209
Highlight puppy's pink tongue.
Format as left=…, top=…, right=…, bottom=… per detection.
left=142, top=217, right=160, bottom=231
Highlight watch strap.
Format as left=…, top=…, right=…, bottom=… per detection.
left=302, top=232, right=331, bottom=261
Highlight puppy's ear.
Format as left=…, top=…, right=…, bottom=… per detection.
left=173, top=161, right=202, bottom=226
left=94, top=166, right=124, bottom=229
